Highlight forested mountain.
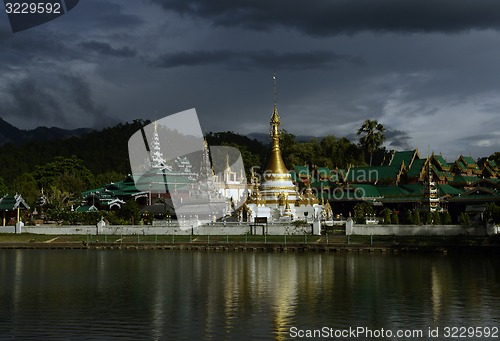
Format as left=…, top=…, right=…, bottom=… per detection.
left=0, top=119, right=148, bottom=186
left=0, top=117, right=92, bottom=146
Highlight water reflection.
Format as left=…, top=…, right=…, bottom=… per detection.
left=1, top=250, right=500, bottom=340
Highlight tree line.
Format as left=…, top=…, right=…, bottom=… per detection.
left=0, top=119, right=381, bottom=206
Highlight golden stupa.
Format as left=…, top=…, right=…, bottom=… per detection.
left=245, top=74, right=321, bottom=222
left=258, top=75, right=300, bottom=208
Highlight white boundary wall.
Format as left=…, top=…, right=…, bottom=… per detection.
left=0, top=223, right=314, bottom=236
left=345, top=219, right=491, bottom=236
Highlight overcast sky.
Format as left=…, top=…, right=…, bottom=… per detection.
left=1, top=0, right=500, bottom=161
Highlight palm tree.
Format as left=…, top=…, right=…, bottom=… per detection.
left=357, top=119, right=385, bottom=166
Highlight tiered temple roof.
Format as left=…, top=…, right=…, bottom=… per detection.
left=288, top=150, right=500, bottom=214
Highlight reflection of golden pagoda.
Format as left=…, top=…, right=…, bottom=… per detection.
left=246, top=75, right=322, bottom=222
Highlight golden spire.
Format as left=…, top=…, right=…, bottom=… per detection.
left=265, top=73, right=289, bottom=175
left=273, top=71, right=277, bottom=108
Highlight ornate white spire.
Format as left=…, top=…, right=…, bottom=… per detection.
left=150, top=121, right=166, bottom=168
left=200, top=138, right=214, bottom=179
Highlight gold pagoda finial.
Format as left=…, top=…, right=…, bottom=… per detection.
left=273, top=71, right=277, bottom=108
left=270, top=72, right=281, bottom=136
left=264, top=72, right=288, bottom=175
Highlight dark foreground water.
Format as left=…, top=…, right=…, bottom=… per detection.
left=0, top=250, right=499, bottom=340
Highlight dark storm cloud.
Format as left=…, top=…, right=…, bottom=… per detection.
left=60, top=74, right=118, bottom=128
left=0, top=72, right=117, bottom=129
left=62, top=74, right=105, bottom=118
left=152, top=50, right=361, bottom=70
left=0, top=77, right=67, bottom=125
left=79, top=41, right=137, bottom=58
left=0, top=30, right=73, bottom=65
left=65, top=0, right=145, bottom=31
left=150, top=0, right=500, bottom=36
left=344, top=128, right=411, bottom=150
left=450, top=133, right=500, bottom=158
left=384, top=128, right=412, bottom=150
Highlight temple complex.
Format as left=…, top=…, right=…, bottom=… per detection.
left=74, top=78, right=500, bottom=226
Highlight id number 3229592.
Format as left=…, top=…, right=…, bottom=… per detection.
left=5, top=2, right=61, bottom=14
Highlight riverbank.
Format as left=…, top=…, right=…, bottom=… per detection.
left=1, top=234, right=499, bottom=253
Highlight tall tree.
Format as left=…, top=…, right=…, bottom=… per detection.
left=11, top=173, right=38, bottom=207
left=32, top=156, right=95, bottom=198
left=357, top=119, right=386, bottom=166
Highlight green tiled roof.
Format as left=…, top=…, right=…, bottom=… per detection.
left=75, top=205, right=98, bottom=212
left=346, top=165, right=401, bottom=183
left=376, top=185, right=410, bottom=197
left=0, top=194, right=30, bottom=211
left=290, top=165, right=310, bottom=183
left=443, top=171, right=454, bottom=181
left=438, top=184, right=463, bottom=196
left=390, top=150, right=415, bottom=167
left=329, top=171, right=340, bottom=182
left=380, top=197, right=423, bottom=203
left=351, top=184, right=381, bottom=198
left=433, top=155, right=450, bottom=169
left=461, top=156, right=476, bottom=166
left=472, top=178, right=500, bottom=187
left=336, top=169, right=346, bottom=181
left=325, top=184, right=381, bottom=200
left=315, top=167, right=331, bottom=179
left=452, top=175, right=480, bottom=185
left=82, top=176, right=148, bottom=200
left=311, top=180, right=331, bottom=189
left=482, top=164, right=496, bottom=177
left=400, top=183, right=425, bottom=196
left=430, top=165, right=445, bottom=180
left=408, top=159, right=425, bottom=178
left=462, top=187, right=496, bottom=196
left=448, top=194, right=500, bottom=202
left=456, top=161, right=466, bottom=172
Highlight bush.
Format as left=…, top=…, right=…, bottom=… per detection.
left=401, top=209, right=413, bottom=224
left=104, top=211, right=127, bottom=225
left=432, top=211, right=441, bottom=225
left=442, top=211, right=452, bottom=225
left=413, top=210, right=421, bottom=225
left=382, top=208, right=391, bottom=224
left=486, top=203, right=500, bottom=223
left=425, top=212, right=432, bottom=225
left=391, top=211, right=399, bottom=225
left=353, top=202, right=375, bottom=224
left=459, top=212, right=470, bottom=225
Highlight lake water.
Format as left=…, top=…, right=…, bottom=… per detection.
left=0, top=250, right=499, bottom=340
